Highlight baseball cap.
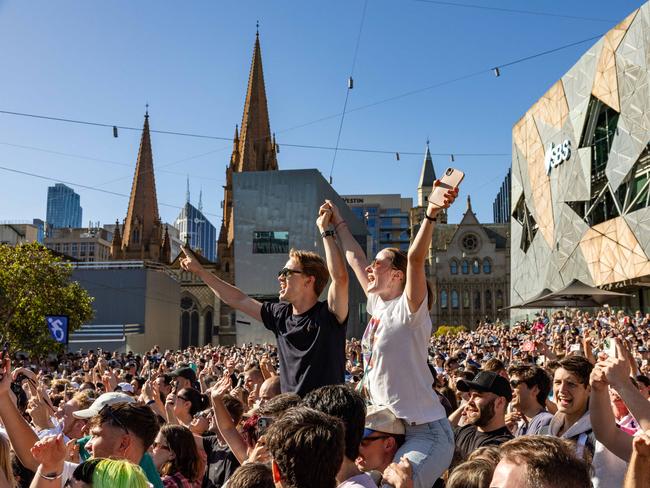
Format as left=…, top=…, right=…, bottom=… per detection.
left=170, top=366, right=197, bottom=383
left=456, top=370, right=512, bottom=402
left=117, top=382, right=134, bottom=393
left=73, top=392, right=135, bottom=419
left=363, top=405, right=405, bottom=438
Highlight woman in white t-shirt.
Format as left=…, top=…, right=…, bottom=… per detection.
left=328, top=184, right=457, bottom=488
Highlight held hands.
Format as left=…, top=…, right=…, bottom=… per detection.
left=317, top=202, right=333, bottom=233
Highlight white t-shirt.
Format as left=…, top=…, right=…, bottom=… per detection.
left=338, top=473, right=377, bottom=488
left=363, top=292, right=446, bottom=424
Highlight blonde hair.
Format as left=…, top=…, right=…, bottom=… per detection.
left=289, top=249, right=329, bottom=296
left=0, top=435, right=16, bottom=488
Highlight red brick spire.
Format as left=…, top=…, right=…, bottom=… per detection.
left=235, top=32, right=277, bottom=172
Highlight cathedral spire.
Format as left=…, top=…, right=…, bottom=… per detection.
left=236, top=31, right=277, bottom=172
left=116, top=110, right=164, bottom=261
left=417, top=140, right=437, bottom=207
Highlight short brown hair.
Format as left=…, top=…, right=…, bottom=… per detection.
left=447, top=458, right=496, bottom=488
left=90, top=402, right=160, bottom=450
left=266, top=406, right=344, bottom=488
left=289, top=249, right=329, bottom=296
left=557, top=356, right=593, bottom=386
left=228, top=463, right=274, bottom=488
left=498, top=436, right=590, bottom=488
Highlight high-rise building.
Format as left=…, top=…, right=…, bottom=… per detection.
left=342, top=194, right=412, bottom=257
left=110, top=110, right=170, bottom=264
left=493, top=168, right=511, bottom=224
left=46, top=183, right=82, bottom=229
left=174, top=182, right=217, bottom=262
left=44, top=226, right=112, bottom=262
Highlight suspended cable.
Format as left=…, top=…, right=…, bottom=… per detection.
left=0, top=33, right=603, bottom=161
left=329, top=0, right=369, bottom=184
left=412, top=0, right=615, bottom=24
left=0, top=164, right=222, bottom=220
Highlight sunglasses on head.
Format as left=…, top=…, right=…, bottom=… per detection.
left=99, top=404, right=129, bottom=435
left=278, top=268, right=303, bottom=278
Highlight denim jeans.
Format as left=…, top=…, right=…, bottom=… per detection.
left=383, top=417, right=454, bottom=488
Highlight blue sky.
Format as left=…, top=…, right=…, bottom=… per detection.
left=0, top=0, right=642, bottom=227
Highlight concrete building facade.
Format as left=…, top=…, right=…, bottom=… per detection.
left=44, top=227, right=112, bottom=262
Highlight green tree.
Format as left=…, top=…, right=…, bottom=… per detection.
left=0, top=243, right=94, bottom=357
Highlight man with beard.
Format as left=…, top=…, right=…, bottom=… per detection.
left=452, top=371, right=513, bottom=467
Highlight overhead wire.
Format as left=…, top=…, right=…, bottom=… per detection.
left=328, top=0, right=369, bottom=184
left=412, top=0, right=616, bottom=24
left=0, top=32, right=604, bottom=162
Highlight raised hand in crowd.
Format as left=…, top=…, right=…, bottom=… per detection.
left=624, top=433, right=650, bottom=488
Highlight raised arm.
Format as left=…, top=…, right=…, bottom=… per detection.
left=0, top=358, right=40, bottom=471
left=405, top=182, right=457, bottom=312
left=210, top=377, right=248, bottom=464
left=318, top=201, right=349, bottom=324
left=590, top=362, right=633, bottom=461
left=181, top=246, right=262, bottom=322
left=328, top=201, right=370, bottom=295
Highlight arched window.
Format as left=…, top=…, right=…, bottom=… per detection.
left=472, top=259, right=480, bottom=274
left=462, top=290, right=470, bottom=309
left=485, top=290, right=493, bottom=311
left=496, top=289, right=504, bottom=308
left=474, top=290, right=481, bottom=310
left=451, top=290, right=459, bottom=309
left=180, top=296, right=199, bottom=349
left=450, top=260, right=458, bottom=274
left=483, top=259, right=492, bottom=274
left=461, top=260, right=469, bottom=274
left=204, top=309, right=214, bottom=345
left=440, top=290, right=448, bottom=308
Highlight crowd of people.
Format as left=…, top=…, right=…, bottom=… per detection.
left=0, top=186, right=649, bottom=488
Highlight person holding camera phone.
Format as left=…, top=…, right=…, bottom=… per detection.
left=328, top=177, right=459, bottom=488
left=180, top=202, right=349, bottom=397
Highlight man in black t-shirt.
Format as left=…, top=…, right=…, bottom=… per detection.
left=451, top=371, right=514, bottom=467
left=181, top=201, right=348, bottom=397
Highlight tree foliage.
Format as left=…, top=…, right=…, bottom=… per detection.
left=0, top=243, right=94, bottom=357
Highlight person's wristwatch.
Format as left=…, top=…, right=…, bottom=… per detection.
left=321, top=230, right=335, bottom=238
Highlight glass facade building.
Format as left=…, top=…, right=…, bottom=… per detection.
left=493, top=168, right=511, bottom=224
left=343, top=194, right=412, bottom=257
left=174, top=202, right=217, bottom=262
left=46, top=183, right=82, bottom=229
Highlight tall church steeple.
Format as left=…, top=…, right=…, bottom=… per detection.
left=417, top=140, right=436, bottom=207
left=111, top=110, right=166, bottom=262
left=218, top=30, right=278, bottom=284
left=235, top=31, right=277, bottom=172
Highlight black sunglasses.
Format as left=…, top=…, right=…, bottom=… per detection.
left=278, top=268, right=304, bottom=278
left=99, top=404, right=129, bottom=435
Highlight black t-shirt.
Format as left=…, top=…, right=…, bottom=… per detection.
left=261, top=300, right=347, bottom=397
left=453, top=424, right=513, bottom=466
left=202, top=436, right=239, bottom=488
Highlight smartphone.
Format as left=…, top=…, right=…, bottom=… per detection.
left=0, top=342, right=8, bottom=380
left=428, top=167, right=465, bottom=208
left=603, top=339, right=617, bottom=358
